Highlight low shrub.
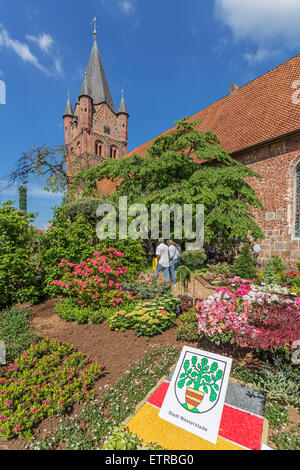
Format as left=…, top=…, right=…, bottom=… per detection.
left=102, top=427, right=141, bottom=450
left=108, top=295, right=180, bottom=337
left=54, top=298, right=105, bottom=324
left=272, top=427, right=300, bottom=450
left=0, top=307, right=40, bottom=362
left=0, top=338, right=106, bottom=440
left=181, top=250, right=206, bottom=272
left=233, top=353, right=300, bottom=407
left=233, top=244, right=257, bottom=279
left=50, top=248, right=135, bottom=309
left=176, top=311, right=199, bottom=343
left=264, top=402, right=289, bottom=429
left=196, top=285, right=300, bottom=350
left=206, top=263, right=233, bottom=277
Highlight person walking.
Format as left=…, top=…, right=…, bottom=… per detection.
left=252, top=242, right=261, bottom=268
left=155, top=238, right=170, bottom=282
left=168, top=240, right=180, bottom=285
left=174, top=241, right=182, bottom=270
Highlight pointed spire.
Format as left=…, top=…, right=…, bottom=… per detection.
left=79, top=38, right=116, bottom=113
left=118, top=89, right=129, bottom=115
left=79, top=72, right=91, bottom=99
left=63, top=90, right=74, bottom=117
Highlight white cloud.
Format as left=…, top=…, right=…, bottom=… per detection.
left=118, top=0, right=136, bottom=15
left=26, top=33, right=54, bottom=53
left=0, top=25, right=49, bottom=74
left=99, top=0, right=137, bottom=16
left=0, top=25, right=63, bottom=77
left=215, top=0, right=300, bottom=63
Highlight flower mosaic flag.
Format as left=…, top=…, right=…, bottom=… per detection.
left=159, top=346, right=232, bottom=445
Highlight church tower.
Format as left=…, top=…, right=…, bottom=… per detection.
left=63, top=26, right=129, bottom=183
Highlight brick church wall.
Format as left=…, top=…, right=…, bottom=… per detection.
left=236, top=132, right=300, bottom=265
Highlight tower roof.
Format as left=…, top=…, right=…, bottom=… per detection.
left=63, top=94, right=74, bottom=117
left=79, top=38, right=116, bottom=113
left=118, top=90, right=129, bottom=115
left=79, top=72, right=91, bottom=98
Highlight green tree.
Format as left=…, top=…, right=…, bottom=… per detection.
left=0, top=201, right=40, bottom=307
left=233, top=243, right=257, bottom=279
left=78, top=118, right=264, bottom=248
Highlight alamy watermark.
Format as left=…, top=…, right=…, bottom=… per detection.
left=96, top=197, right=204, bottom=250
left=0, top=80, right=6, bottom=105
left=0, top=341, right=6, bottom=365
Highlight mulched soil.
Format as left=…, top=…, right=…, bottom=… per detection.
left=0, top=295, right=298, bottom=450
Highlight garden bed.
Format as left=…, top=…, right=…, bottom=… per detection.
left=0, top=296, right=299, bottom=450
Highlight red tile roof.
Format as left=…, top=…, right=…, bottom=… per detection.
left=125, top=53, right=300, bottom=157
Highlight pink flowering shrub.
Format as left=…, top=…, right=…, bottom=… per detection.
left=50, top=247, right=135, bottom=308
left=196, top=284, right=300, bottom=349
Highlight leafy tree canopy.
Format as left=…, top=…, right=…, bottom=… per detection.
left=77, top=118, right=264, bottom=248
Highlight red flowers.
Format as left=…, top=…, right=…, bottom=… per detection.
left=50, top=248, right=133, bottom=309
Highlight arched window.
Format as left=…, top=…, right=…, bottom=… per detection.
left=110, top=146, right=117, bottom=159
left=295, top=164, right=300, bottom=237
left=95, top=141, right=103, bottom=157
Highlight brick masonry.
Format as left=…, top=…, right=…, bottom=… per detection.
left=236, top=132, right=300, bottom=265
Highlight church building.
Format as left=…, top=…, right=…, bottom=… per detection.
left=63, top=32, right=300, bottom=265
left=63, top=30, right=129, bottom=184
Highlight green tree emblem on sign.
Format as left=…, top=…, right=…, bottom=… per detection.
left=177, top=356, right=223, bottom=412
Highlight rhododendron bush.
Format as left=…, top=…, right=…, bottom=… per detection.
left=196, top=283, right=300, bottom=349
left=50, top=248, right=135, bottom=308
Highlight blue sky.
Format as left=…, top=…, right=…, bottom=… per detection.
left=1, top=0, right=300, bottom=228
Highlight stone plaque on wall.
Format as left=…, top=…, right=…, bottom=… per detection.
left=265, top=212, right=276, bottom=221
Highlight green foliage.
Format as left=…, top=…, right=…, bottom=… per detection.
left=0, top=201, right=40, bottom=307
left=233, top=353, right=300, bottom=407
left=265, top=402, right=289, bottom=429
left=233, top=244, right=257, bottom=279
left=206, top=262, right=233, bottom=276
left=291, top=276, right=300, bottom=288
left=53, top=418, right=94, bottom=450
left=176, top=310, right=198, bottom=342
left=80, top=405, right=115, bottom=442
left=54, top=298, right=105, bottom=324
left=272, top=426, right=300, bottom=450
left=18, top=186, right=27, bottom=214
left=38, top=209, right=95, bottom=297
left=108, top=295, right=180, bottom=337
left=0, top=307, right=40, bottom=362
left=78, top=118, right=263, bottom=247
left=100, top=346, right=179, bottom=423
left=59, top=198, right=106, bottom=224
left=102, top=427, right=141, bottom=450
left=263, top=257, right=286, bottom=285
left=181, top=249, right=207, bottom=271
left=96, top=239, right=147, bottom=281
left=0, top=338, right=105, bottom=439
left=176, top=265, right=192, bottom=291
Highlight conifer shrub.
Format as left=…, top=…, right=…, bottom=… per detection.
left=233, top=244, right=256, bottom=279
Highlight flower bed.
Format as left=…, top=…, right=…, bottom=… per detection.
left=196, top=278, right=300, bottom=350
left=0, top=337, right=105, bottom=440
left=108, top=295, right=181, bottom=338
left=50, top=248, right=135, bottom=309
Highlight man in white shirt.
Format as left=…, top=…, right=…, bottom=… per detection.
left=252, top=242, right=261, bottom=268
left=155, top=238, right=170, bottom=281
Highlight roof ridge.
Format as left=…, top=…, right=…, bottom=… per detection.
left=125, top=52, right=300, bottom=156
